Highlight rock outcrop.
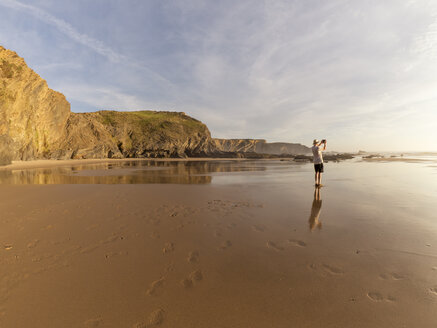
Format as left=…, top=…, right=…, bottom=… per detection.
left=0, top=45, right=312, bottom=164
left=59, top=110, right=212, bottom=159
left=212, top=139, right=310, bottom=155
left=0, top=46, right=70, bottom=161
left=0, top=46, right=213, bottom=162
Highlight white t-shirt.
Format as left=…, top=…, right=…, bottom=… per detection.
left=312, top=145, right=323, bottom=164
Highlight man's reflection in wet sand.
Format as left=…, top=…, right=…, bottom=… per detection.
left=309, top=187, right=322, bottom=231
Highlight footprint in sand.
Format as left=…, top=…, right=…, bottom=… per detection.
left=218, top=240, right=232, bottom=250
left=322, top=264, right=344, bottom=275
left=27, top=239, right=40, bottom=249
left=307, top=263, right=317, bottom=271
left=86, top=224, right=99, bottom=231
left=252, top=225, right=266, bottom=232
left=379, top=272, right=405, bottom=280
left=4, top=244, right=13, bottom=251
left=162, top=242, right=174, bottom=254
left=101, top=235, right=122, bottom=244
left=176, top=223, right=185, bottom=231
left=386, top=295, right=397, bottom=302
left=266, top=241, right=284, bottom=252
left=187, top=251, right=199, bottom=263
left=181, top=270, right=203, bottom=289
left=181, top=278, right=194, bottom=288
left=430, top=287, right=437, bottom=295
left=190, top=269, right=203, bottom=282
left=146, top=277, right=165, bottom=296
left=104, top=251, right=126, bottom=259
left=149, top=218, right=161, bottom=226
left=134, top=308, right=165, bottom=328
left=150, top=232, right=160, bottom=239
left=390, top=272, right=405, bottom=280
left=378, top=273, right=389, bottom=280
left=84, top=318, right=103, bottom=327
left=80, top=245, right=99, bottom=254
left=288, top=239, right=307, bottom=247
left=367, top=292, right=384, bottom=302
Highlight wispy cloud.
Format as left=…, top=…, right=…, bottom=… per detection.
left=0, top=0, right=176, bottom=90
left=0, top=0, right=124, bottom=62
left=55, top=83, right=154, bottom=111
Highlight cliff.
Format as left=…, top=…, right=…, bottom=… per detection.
left=0, top=45, right=311, bottom=164
left=212, top=139, right=310, bottom=155
left=0, top=46, right=213, bottom=162
left=60, top=110, right=212, bottom=159
left=0, top=46, right=70, bottom=163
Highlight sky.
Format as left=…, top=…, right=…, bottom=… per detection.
left=0, top=0, right=437, bottom=152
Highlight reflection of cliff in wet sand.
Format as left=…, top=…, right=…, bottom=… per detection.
left=309, top=188, right=322, bottom=231
left=0, top=160, right=267, bottom=185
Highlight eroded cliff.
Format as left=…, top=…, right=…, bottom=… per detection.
left=60, top=110, right=212, bottom=159
left=0, top=46, right=70, bottom=162
left=0, top=46, right=310, bottom=164
left=0, top=46, right=213, bottom=162
left=212, top=139, right=310, bottom=155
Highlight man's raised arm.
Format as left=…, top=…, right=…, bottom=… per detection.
left=319, top=140, right=327, bottom=150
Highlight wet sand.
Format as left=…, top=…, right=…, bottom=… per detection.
left=0, top=159, right=436, bottom=327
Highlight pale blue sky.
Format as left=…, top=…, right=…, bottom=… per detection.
left=1, top=0, right=436, bottom=151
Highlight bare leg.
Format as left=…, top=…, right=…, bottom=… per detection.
left=318, top=173, right=322, bottom=186
left=315, top=187, right=320, bottom=200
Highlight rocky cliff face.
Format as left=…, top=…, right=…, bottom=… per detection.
left=60, top=110, right=212, bottom=159
left=212, top=139, right=310, bottom=155
left=0, top=46, right=310, bottom=164
left=0, top=46, right=213, bottom=162
left=0, top=46, right=70, bottom=162
left=211, top=139, right=264, bottom=153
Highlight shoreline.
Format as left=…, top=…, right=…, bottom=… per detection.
left=0, top=157, right=290, bottom=171
left=2, top=154, right=435, bottom=172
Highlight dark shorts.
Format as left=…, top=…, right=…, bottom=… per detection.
left=314, top=163, right=324, bottom=173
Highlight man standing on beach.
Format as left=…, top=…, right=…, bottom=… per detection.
left=312, top=139, right=326, bottom=187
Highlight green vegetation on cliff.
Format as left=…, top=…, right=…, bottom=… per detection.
left=61, top=110, right=212, bottom=159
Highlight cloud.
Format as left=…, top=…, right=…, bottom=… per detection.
left=0, top=0, right=124, bottom=62
left=0, top=0, right=176, bottom=90
left=55, top=83, right=154, bottom=111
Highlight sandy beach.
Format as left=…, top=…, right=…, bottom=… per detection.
left=0, top=158, right=436, bottom=327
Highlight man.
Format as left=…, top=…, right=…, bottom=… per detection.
left=312, top=139, right=326, bottom=187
